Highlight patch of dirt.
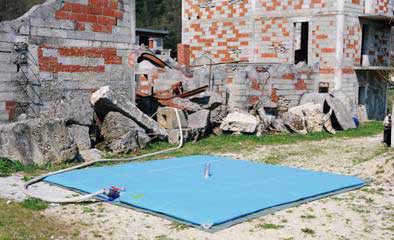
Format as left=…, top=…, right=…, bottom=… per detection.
left=1, top=135, right=394, bottom=240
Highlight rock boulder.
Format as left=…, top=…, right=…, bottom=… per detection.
left=0, top=118, right=78, bottom=165
left=220, top=112, right=259, bottom=133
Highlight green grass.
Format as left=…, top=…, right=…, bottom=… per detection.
left=301, top=227, right=316, bottom=235
left=116, top=121, right=383, bottom=160
left=21, top=198, right=49, bottom=211
left=0, top=121, right=383, bottom=177
left=0, top=158, right=25, bottom=177
left=256, top=223, right=285, bottom=230
left=0, top=198, right=78, bottom=240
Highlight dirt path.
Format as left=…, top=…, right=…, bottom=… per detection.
left=2, top=135, right=394, bottom=240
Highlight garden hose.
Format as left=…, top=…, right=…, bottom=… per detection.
left=22, top=108, right=184, bottom=203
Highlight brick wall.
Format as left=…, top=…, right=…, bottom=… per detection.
left=0, top=0, right=136, bottom=122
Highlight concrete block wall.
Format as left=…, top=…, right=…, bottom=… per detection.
left=0, top=0, right=136, bottom=122
left=182, top=0, right=393, bottom=119
left=193, top=63, right=319, bottom=111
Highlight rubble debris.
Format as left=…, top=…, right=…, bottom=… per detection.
left=220, top=112, right=259, bottom=133
left=282, top=112, right=307, bottom=134
left=167, top=128, right=198, bottom=145
left=300, top=93, right=357, bottom=131
left=270, top=118, right=290, bottom=133
left=91, top=86, right=167, bottom=137
left=68, top=125, right=91, bottom=151
left=325, top=96, right=357, bottom=130
left=323, top=110, right=336, bottom=134
left=289, top=103, right=325, bottom=133
left=157, top=107, right=188, bottom=129
left=79, top=149, right=103, bottom=162
left=188, top=109, right=210, bottom=138
left=101, top=112, right=151, bottom=154
left=0, top=118, right=78, bottom=165
left=190, top=92, right=225, bottom=110
left=46, top=92, right=94, bottom=126
left=188, top=110, right=210, bottom=130
left=160, top=97, right=203, bottom=112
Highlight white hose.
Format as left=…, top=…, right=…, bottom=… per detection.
left=23, top=108, right=184, bottom=203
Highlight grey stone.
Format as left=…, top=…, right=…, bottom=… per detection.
left=79, top=149, right=103, bottom=162
left=300, top=93, right=356, bottom=131
left=325, top=96, right=357, bottom=130
left=171, top=97, right=203, bottom=113
left=282, top=112, right=307, bottom=134
left=188, top=110, right=210, bottom=130
left=220, top=112, right=259, bottom=133
left=191, top=92, right=224, bottom=110
left=91, top=86, right=167, bottom=137
left=101, top=112, right=151, bottom=154
left=68, top=125, right=91, bottom=151
left=0, top=118, right=78, bottom=165
left=157, top=107, right=188, bottom=129
left=289, top=103, right=324, bottom=133
left=270, top=118, right=289, bottom=133
left=45, top=92, right=94, bottom=126
left=167, top=128, right=198, bottom=145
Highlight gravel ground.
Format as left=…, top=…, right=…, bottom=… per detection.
left=1, top=135, right=393, bottom=240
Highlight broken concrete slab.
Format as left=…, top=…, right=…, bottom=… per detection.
left=300, top=93, right=356, bottom=131
left=46, top=92, right=94, bottom=126
left=191, top=92, right=225, bottom=110
left=270, top=118, right=289, bottom=133
left=91, top=86, right=167, bottom=137
left=160, top=97, right=203, bottom=113
left=79, top=149, right=103, bottom=162
left=220, top=112, right=259, bottom=133
left=0, top=118, right=78, bottom=165
left=289, top=103, right=324, bottom=133
left=188, top=110, right=210, bottom=130
left=325, top=96, right=357, bottom=130
left=167, top=128, right=199, bottom=145
left=282, top=112, right=307, bottom=134
left=68, top=125, right=91, bottom=151
left=157, top=107, right=188, bottom=129
left=101, top=112, right=151, bottom=154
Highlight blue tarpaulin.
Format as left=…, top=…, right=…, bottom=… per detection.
left=45, top=155, right=365, bottom=231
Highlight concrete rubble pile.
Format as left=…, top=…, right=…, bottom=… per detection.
left=0, top=53, right=361, bottom=166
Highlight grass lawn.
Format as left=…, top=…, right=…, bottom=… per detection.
left=132, top=120, right=384, bottom=159
left=0, top=121, right=384, bottom=177
left=0, top=198, right=79, bottom=240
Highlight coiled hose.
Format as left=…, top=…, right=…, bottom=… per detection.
left=22, top=108, right=184, bottom=203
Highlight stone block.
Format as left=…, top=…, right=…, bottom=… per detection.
left=68, top=125, right=91, bottom=150
left=157, top=107, right=188, bottom=129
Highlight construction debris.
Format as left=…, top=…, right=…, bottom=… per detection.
left=220, top=112, right=259, bottom=133
left=157, top=107, right=188, bottom=129
left=91, top=86, right=167, bottom=137
left=101, top=112, right=151, bottom=154
left=0, top=49, right=362, bottom=166
left=79, top=149, right=103, bottom=162
left=68, top=125, right=91, bottom=151
left=0, top=118, right=78, bottom=165
left=46, top=92, right=94, bottom=126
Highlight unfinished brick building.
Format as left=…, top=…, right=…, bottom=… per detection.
left=0, top=0, right=136, bottom=122
left=182, top=0, right=394, bottom=119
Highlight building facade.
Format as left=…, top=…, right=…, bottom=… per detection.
left=0, top=0, right=136, bottom=122
left=182, top=0, right=394, bottom=119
